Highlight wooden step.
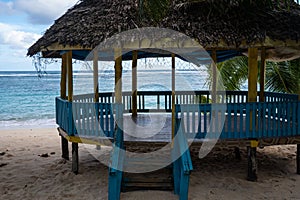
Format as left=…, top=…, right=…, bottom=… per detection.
left=122, top=167, right=173, bottom=192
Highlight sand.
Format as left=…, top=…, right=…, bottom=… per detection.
left=0, top=128, right=300, bottom=200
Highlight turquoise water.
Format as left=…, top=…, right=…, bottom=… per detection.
left=0, top=69, right=208, bottom=129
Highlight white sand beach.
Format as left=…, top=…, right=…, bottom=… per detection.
left=1, top=128, right=300, bottom=200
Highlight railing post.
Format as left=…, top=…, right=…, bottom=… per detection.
left=60, top=53, right=69, bottom=160
left=132, top=50, right=138, bottom=117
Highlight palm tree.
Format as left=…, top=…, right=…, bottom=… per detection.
left=209, top=56, right=300, bottom=94
left=265, top=59, right=300, bottom=94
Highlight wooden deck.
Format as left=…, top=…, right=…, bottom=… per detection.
left=56, top=91, right=300, bottom=147
left=58, top=112, right=300, bottom=148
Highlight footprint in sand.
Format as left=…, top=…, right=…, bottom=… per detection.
left=0, top=163, right=8, bottom=167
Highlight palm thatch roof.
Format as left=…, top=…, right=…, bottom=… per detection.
left=27, top=0, right=300, bottom=61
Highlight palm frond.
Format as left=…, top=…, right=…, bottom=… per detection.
left=265, top=60, right=299, bottom=93
left=216, top=56, right=248, bottom=91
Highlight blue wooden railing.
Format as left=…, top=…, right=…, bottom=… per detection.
left=58, top=91, right=299, bottom=140
left=73, top=90, right=255, bottom=112
left=173, top=119, right=193, bottom=200
left=56, top=97, right=122, bottom=138
left=176, top=101, right=300, bottom=140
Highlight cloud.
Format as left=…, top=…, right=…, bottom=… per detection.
left=13, top=0, right=78, bottom=24
left=0, top=1, right=15, bottom=15
left=0, top=23, right=41, bottom=52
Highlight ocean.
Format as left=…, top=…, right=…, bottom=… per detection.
left=0, top=69, right=208, bottom=129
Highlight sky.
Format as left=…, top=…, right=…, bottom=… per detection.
left=0, top=0, right=78, bottom=71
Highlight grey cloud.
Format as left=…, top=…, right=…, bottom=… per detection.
left=13, top=0, right=78, bottom=25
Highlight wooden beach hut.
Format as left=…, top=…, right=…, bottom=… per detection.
left=27, top=0, right=300, bottom=199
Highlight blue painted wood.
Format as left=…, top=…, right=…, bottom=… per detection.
left=57, top=91, right=300, bottom=141
left=298, top=102, right=300, bottom=136
left=292, top=102, right=297, bottom=136
left=173, top=159, right=181, bottom=195
left=245, top=103, right=250, bottom=138
left=234, top=104, right=238, bottom=138
left=179, top=170, right=190, bottom=200
left=172, top=119, right=193, bottom=199
left=108, top=120, right=125, bottom=200
left=287, top=102, right=291, bottom=137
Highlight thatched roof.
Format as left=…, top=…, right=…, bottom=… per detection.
left=27, top=0, right=300, bottom=60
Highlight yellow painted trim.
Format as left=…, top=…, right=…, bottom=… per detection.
left=60, top=54, right=67, bottom=99
left=41, top=43, right=92, bottom=51
left=250, top=140, right=259, bottom=148
left=114, top=48, right=123, bottom=104
left=58, top=128, right=112, bottom=146
left=40, top=37, right=300, bottom=53
left=66, top=51, right=73, bottom=102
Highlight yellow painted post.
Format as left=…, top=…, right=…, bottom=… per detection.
left=172, top=53, right=176, bottom=143
left=248, top=48, right=258, bottom=103
left=66, top=51, right=78, bottom=174
left=93, top=50, right=101, bottom=150
left=247, top=48, right=258, bottom=181
left=114, top=48, right=123, bottom=148
left=61, top=54, right=67, bottom=100
left=114, top=49, right=123, bottom=104
left=60, top=53, right=69, bottom=160
left=132, top=50, right=138, bottom=117
left=67, top=51, right=73, bottom=102
left=259, top=47, right=266, bottom=102
left=93, top=50, right=99, bottom=103
left=211, top=50, right=217, bottom=104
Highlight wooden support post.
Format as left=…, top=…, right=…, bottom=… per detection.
left=115, top=49, right=122, bottom=104
left=247, top=143, right=258, bottom=181
left=247, top=48, right=258, bottom=181
left=66, top=51, right=78, bottom=173
left=60, top=53, right=69, bottom=160
left=61, top=136, right=69, bottom=160
left=132, top=50, right=138, bottom=118
left=172, top=53, right=176, bottom=143
left=114, top=48, right=123, bottom=147
left=72, top=142, right=79, bottom=174
left=297, top=144, right=300, bottom=175
left=234, top=147, right=241, bottom=161
left=93, top=50, right=101, bottom=150
left=211, top=50, right=217, bottom=103
left=61, top=54, right=67, bottom=100
left=67, top=51, right=73, bottom=102
left=93, top=50, right=99, bottom=103
left=248, top=48, right=258, bottom=103
left=259, top=48, right=266, bottom=102
left=248, top=48, right=258, bottom=132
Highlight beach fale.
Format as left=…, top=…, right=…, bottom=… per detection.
left=27, top=0, right=300, bottom=199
